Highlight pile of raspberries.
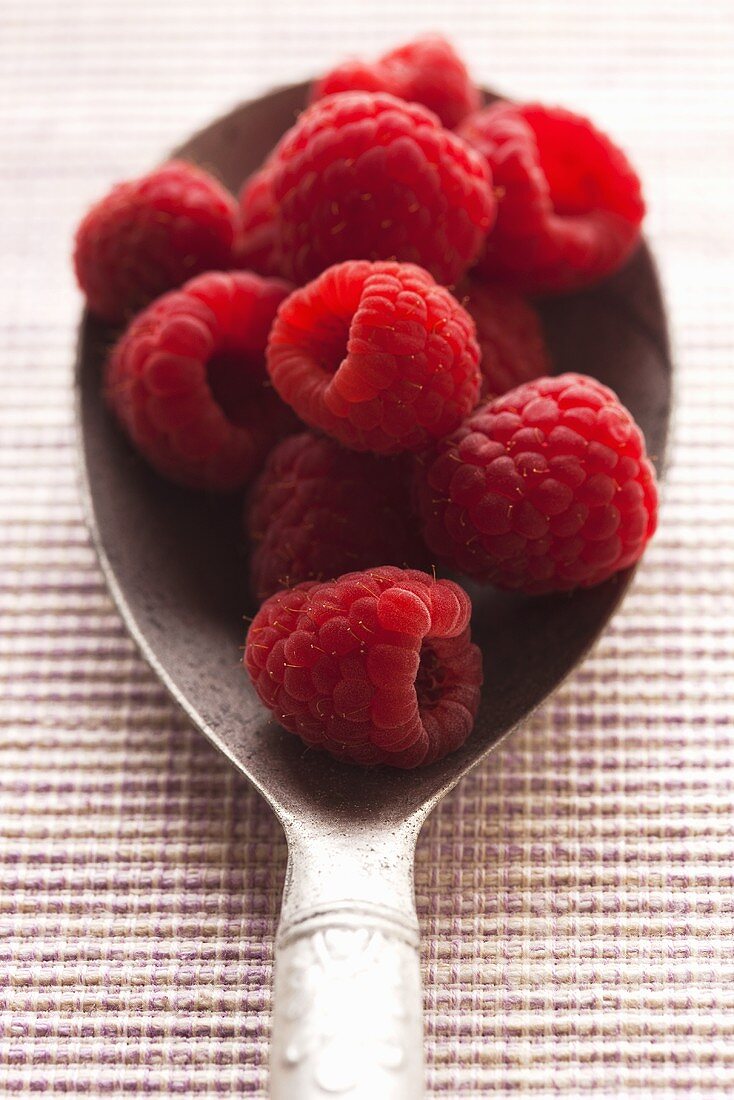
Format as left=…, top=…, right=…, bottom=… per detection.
left=74, top=35, right=658, bottom=770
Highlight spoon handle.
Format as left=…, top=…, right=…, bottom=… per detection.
left=269, top=826, right=425, bottom=1098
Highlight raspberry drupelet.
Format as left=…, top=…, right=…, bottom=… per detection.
left=74, top=161, right=238, bottom=323
left=105, top=271, right=295, bottom=492
left=458, top=278, right=550, bottom=400
left=266, top=260, right=481, bottom=454
left=458, top=102, right=645, bottom=293
left=246, top=432, right=425, bottom=599
left=237, top=91, right=495, bottom=286
left=244, top=567, right=483, bottom=768
left=311, top=35, right=480, bottom=130
left=414, top=373, right=658, bottom=593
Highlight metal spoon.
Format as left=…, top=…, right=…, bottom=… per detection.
left=75, top=82, right=672, bottom=1100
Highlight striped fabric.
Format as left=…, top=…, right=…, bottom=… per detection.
left=1, top=0, right=733, bottom=1094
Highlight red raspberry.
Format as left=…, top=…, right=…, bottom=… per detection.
left=74, top=161, right=238, bottom=323
left=244, top=567, right=482, bottom=768
left=233, top=167, right=281, bottom=277
left=238, top=92, right=494, bottom=286
left=415, top=373, right=658, bottom=593
left=105, top=271, right=294, bottom=492
left=458, top=278, right=550, bottom=400
left=312, top=35, right=480, bottom=130
left=246, top=432, right=426, bottom=599
left=267, top=260, right=481, bottom=454
left=458, top=102, right=645, bottom=293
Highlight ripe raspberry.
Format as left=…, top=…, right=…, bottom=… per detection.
left=267, top=260, right=481, bottom=454
left=458, top=278, right=550, bottom=400
left=244, top=566, right=482, bottom=768
left=238, top=92, right=494, bottom=286
left=246, top=432, right=426, bottom=599
left=106, top=271, right=294, bottom=492
left=458, top=102, right=645, bottom=293
left=233, top=167, right=281, bottom=277
left=74, top=161, right=238, bottom=323
left=312, top=35, right=480, bottom=130
left=415, top=373, right=658, bottom=593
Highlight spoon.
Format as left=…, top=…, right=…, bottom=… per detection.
left=75, top=82, right=672, bottom=1100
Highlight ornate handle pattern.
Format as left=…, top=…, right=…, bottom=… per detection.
left=271, top=906, right=423, bottom=1098
left=269, top=831, right=424, bottom=1100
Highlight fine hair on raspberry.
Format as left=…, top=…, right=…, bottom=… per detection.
left=105, top=271, right=295, bottom=492
left=415, top=373, right=658, bottom=593
left=266, top=260, right=482, bottom=454
left=246, top=432, right=426, bottom=599
left=237, top=91, right=495, bottom=285
left=244, top=567, right=483, bottom=768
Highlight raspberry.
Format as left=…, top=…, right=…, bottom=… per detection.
left=74, top=161, right=238, bottom=323
left=414, top=373, right=658, bottom=593
left=458, top=278, right=550, bottom=400
left=233, top=167, right=281, bottom=277
left=244, top=567, right=482, bottom=768
left=312, top=35, right=480, bottom=130
left=238, top=92, right=494, bottom=286
left=267, top=260, right=481, bottom=454
left=246, top=432, right=426, bottom=599
left=105, top=271, right=294, bottom=492
left=458, top=102, right=645, bottom=292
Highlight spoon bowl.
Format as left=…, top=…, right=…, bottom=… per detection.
left=76, top=82, right=672, bottom=1099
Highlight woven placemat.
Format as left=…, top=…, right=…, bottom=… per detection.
left=1, top=0, right=733, bottom=1094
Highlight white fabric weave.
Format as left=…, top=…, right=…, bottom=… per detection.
left=1, top=1, right=733, bottom=1094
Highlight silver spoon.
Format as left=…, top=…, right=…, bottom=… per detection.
left=75, top=82, right=672, bottom=1100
